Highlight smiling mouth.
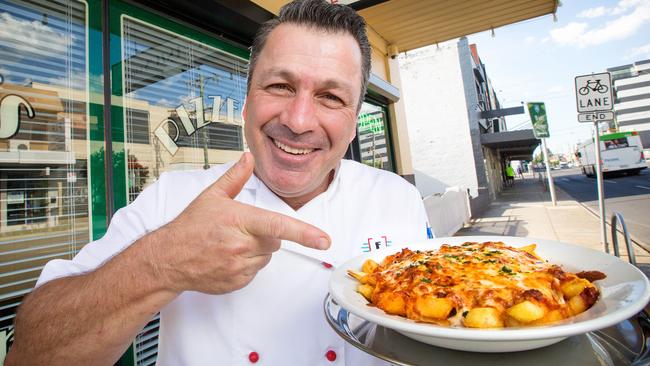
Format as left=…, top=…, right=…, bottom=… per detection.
left=272, top=138, right=315, bottom=155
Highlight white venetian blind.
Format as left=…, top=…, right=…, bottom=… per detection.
left=0, top=0, right=89, bottom=344
left=121, top=16, right=247, bottom=365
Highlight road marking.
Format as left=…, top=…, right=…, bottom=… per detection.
left=604, top=180, right=617, bottom=184
left=636, top=185, right=650, bottom=190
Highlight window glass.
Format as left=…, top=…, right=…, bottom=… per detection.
left=603, top=137, right=629, bottom=150
left=0, top=0, right=89, bottom=346
left=119, top=15, right=247, bottom=364
left=357, top=101, right=394, bottom=171
left=121, top=16, right=247, bottom=201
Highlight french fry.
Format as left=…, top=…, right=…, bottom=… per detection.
left=347, top=270, right=368, bottom=283
left=463, top=307, right=504, bottom=328
left=361, top=259, right=379, bottom=274
left=376, top=292, right=407, bottom=316
left=357, top=284, right=374, bottom=300
left=518, top=244, right=540, bottom=259
left=506, top=300, right=546, bottom=323
left=568, top=295, right=587, bottom=315
left=415, top=296, right=454, bottom=319
left=560, top=278, right=591, bottom=298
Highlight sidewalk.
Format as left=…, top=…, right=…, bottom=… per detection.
left=455, top=173, right=650, bottom=276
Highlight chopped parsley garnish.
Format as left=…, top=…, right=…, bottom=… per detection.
left=482, top=259, right=497, bottom=264
left=499, top=266, right=516, bottom=275
left=420, top=278, right=432, bottom=283
left=484, top=250, right=502, bottom=257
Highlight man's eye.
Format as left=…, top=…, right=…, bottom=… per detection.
left=322, top=93, right=343, bottom=105
left=268, top=84, right=292, bottom=92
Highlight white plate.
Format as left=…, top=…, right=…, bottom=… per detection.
left=329, top=236, right=650, bottom=353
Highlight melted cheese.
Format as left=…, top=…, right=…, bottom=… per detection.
left=358, top=241, right=602, bottom=328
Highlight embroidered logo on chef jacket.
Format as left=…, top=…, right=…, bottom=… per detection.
left=360, top=235, right=392, bottom=252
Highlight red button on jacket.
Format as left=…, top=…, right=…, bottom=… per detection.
left=248, top=351, right=259, bottom=363
left=325, top=350, right=337, bottom=362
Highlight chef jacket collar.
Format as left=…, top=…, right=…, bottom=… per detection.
left=252, top=162, right=343, bottom=267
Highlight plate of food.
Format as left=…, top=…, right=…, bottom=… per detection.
left=329, top=236, right=650, bottom=353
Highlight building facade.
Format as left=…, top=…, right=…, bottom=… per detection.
left=609, top=59, right=650, bottom=148
left=400, top=38, right=536, bottom=215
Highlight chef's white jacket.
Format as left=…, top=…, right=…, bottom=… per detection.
left=37, top=159, right=430, bottom=365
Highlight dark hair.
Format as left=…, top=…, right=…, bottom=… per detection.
left=248, top=0, right=371, bottom=111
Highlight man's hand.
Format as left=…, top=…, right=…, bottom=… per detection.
left=153, top=152, right=331, bottom=294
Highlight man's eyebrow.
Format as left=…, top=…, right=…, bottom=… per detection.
left=261, top=67, right=295, bottom=82
left=260, top=67, right=355, bottom=96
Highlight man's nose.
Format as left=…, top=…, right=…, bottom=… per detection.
left=280, top=92, right=317, bottom=134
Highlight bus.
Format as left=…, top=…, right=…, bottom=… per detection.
left=576, top=131, right=647, bottom=177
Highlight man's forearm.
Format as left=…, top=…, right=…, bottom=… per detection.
left=6, top=226, right=179, bottom=366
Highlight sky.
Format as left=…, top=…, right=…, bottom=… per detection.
left=466, top=0, right=650, bottom=156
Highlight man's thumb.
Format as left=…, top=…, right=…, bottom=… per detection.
left=212, top=152, right=254, bottom=198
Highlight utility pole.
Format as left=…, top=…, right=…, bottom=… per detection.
left=593, top=122, right=608, bottom=252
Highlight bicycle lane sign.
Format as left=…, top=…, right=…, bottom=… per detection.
left=575, top=72, right=613, bottom=113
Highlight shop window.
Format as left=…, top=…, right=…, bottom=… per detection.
left=121, top=16, right=247, bottom=200
left=0, top=0, right=89, bottom=351
left=115, top=10, right=248, bottom=365
left=357, top=101, right=394, bottom=172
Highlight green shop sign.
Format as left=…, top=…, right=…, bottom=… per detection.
left=358, top=112, right=384, bottom=134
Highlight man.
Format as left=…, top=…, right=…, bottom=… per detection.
left=6, top=1, right=429, bottom=365
left=506, top=164, right=515, bottom=187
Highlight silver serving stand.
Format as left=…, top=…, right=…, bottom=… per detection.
left=324, top=294, right=650, bottom=366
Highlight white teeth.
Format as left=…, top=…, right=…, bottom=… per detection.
left=273, top=139, right=314, bottom=155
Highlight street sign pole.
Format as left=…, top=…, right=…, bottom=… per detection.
left=541, top=138, right=557, bottom=206
left=593, top=122, right=608, bottom=252
left=574, top=72, right=613, bottom=252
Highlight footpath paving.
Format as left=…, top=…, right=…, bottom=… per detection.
left=455, top=173, right=650, bottom=276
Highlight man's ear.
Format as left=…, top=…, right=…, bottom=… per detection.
left=347, top=126, right=357, bottom=144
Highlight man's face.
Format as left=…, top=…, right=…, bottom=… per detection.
left=243, top=23, right=362, bottom=208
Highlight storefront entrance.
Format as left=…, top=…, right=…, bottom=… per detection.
left=0, top=1, right=398, bottom=363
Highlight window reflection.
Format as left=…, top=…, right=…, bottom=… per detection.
left=122, top=17, right=247, bottom=201
left=357, top=102, right=393, bottom=171
left=0, top=0, right=89, bottom=337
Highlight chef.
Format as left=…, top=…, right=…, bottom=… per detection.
left=6, top=1, right=429, bottom=365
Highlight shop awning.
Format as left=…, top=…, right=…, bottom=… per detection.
left=356, top=0, right=558, bottom=53
left=252, top=0, right=559, bottom=53
left=481, top=129, right=540, bottom=161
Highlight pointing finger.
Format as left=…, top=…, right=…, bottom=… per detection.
left=241, top=206, right=331, bottom=251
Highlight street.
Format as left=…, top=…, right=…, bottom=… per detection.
left=551, top=166, right=650, bottom=251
